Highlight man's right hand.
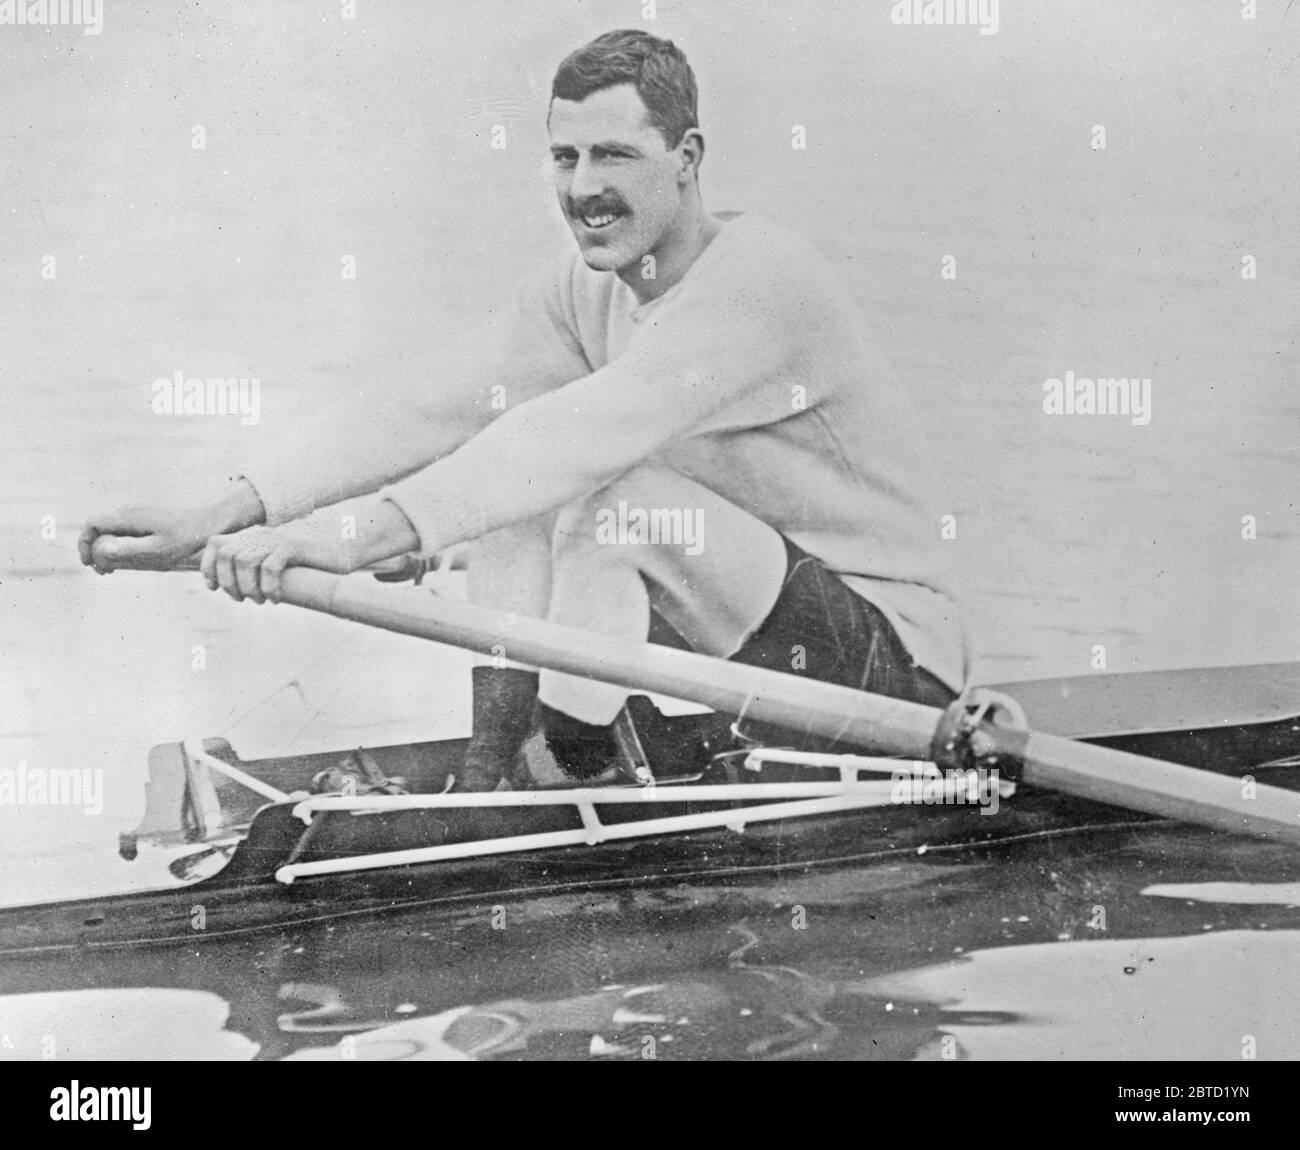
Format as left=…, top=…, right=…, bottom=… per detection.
left=79, top=480, right=267, bottom=574
left=79, top=505, right=214, bottom=572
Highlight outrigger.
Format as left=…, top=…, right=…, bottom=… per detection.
left=2, top=567, right=1299, bottom=957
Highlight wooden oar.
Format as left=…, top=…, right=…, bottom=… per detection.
left=268, top=567, right=1300, bottom=847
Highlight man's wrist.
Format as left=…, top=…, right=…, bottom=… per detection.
left=197, top=479, right=267, bottom=539
left=355, top=499, right=422, bottom=567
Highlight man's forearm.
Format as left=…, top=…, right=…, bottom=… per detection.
left=277, top=496, right=422, bottom=574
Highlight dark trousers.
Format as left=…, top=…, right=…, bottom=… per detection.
left=720, top=537, right=956, bottom=749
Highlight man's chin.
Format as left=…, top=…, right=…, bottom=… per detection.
left=574, top=242, right=628, bottom=273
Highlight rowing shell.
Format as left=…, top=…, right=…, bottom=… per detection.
left=0, top=569, right=1297, bottom=957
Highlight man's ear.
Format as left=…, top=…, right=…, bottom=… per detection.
left=678, top=128, right=705, bottom=180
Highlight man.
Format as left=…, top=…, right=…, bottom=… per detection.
left=80, top=29, right=969, bottom=791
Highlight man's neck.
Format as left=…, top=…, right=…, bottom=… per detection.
left=620, top=202, right=723, bottom=305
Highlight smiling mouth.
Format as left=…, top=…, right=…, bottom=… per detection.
left=576, top=210, right=626, bottom=231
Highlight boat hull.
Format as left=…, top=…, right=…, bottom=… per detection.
left=2, top=664, right=1298, bottom=960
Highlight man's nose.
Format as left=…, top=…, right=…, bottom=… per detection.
left=569, top=155, right=604, bottom=201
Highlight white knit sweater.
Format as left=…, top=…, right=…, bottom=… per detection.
left=242, top=213, right=970, bottom=689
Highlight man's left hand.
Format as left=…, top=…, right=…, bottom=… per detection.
left=200, top=522, right=352, bottom=604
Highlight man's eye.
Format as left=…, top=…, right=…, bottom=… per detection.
left=552, top=154, right=576, bottom=167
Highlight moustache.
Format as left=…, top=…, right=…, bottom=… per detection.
left=568, top=198, right=629, bottom=218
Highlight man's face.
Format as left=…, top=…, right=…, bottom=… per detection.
left=549, top=84, right=687, bottom=274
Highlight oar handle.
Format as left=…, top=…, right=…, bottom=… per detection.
left=172, top=555, right=421, bottom=577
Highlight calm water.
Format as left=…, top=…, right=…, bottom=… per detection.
left=2, top=825, right=1298, bottom=1061
left=1, top=0, right=1298, bottom=1059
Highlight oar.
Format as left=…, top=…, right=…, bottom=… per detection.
left=252, top=568, right=1300, bottom=847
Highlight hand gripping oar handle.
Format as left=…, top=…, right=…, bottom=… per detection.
left=236, top=567, right=1300, bottom=847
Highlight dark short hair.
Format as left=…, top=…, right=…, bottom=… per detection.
left=550, top=29, right=698, bottom=148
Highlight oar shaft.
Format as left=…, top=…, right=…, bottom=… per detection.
left=273, top=568, right=1300, bottom=847
left=1013, top=730, right=1300, bottom=847
left=277, top=567, right=940, bottom=758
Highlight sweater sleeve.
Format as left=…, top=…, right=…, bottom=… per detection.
left=238, top=262, right=588, bottom=526
left=381, top=256, right=801, bottom=555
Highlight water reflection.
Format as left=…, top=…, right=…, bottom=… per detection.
left=868, top=930, right=1300, bottom=1061
left=282, top=921, right=862, bottom=1061
left=2, top=829, right=1298, bottom=1060
left=1142, top=882, right=1300, bottom=907
left=0, top=989, right=258, bottom=1061
left=279, top=919, right=1300, bottom=1062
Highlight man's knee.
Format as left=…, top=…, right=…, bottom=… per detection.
left=472, top=514, right=556, bottom=562
left=552, top=470, right=660, bottom=566
left=554, top=462, right=718, bottom=554
left=465, top=514, right=558, bottom=612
